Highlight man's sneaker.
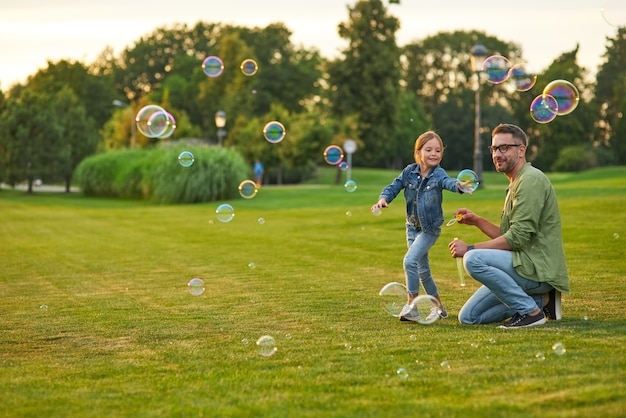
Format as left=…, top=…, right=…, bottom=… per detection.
left=498, top=311, right=547, bottom=329
left=425, top=306, right=448, bottom=322
left=543, top=289, right=562, bottom=320
left=399, top=304, right=420, bottom=322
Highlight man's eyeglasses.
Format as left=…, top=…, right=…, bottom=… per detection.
left=487, top=144, right=522, bottom=154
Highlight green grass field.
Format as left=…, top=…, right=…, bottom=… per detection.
left=1, top=166, right=625, bottom=417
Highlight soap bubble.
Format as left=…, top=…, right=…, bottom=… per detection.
left=379, top=282, right=407, bottom=317
left=601, top=1, right=625, bottom=28
left=410, top=295, right=442, bottom=325
left=339, top=161, right=349, bottom=171
left=238, top=180, right=258, bottom=199
left=530, top=94, right=558, bottom=124
left=543, top=80, right=580, bottom=116
left=396, top=367, right=409, bottom=380
left=216, top=204, right=235, bottom=223
left=136, top=105, right=170, bottom=138
left=372, top=207, right=381, bottom=217
left=256, top=335, right=277, bottom=357
left=187, top=278, right=205, bottom=296
left=482, top=55, right=510, bottom=84
left=344, top=180, right=357, bottom=193
left=263, top=121, right=286, bottom=143
left=178, top=151, right=195, bottom=167
left=202, top=56, right=224, bottom=77
left=457, top=169, right=479, bottom=193
left=323, top=145, right=344, bottom=165
left=508, top=64, right=537, bottom=91
left=535, top=352, right=545, bottom=361
left=258, top=217, right=265, bottom=225
left=240, top=59, right=258, bottom=76
left=552, top=342, right=566, bottom=356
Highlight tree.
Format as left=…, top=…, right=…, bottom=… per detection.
left=510, top=45, right=594, bottom=171
left=401, top=30, right=521, bottom=172
left=595, top=27, right=626, bottom=164
left=327, top=0, right=401, bottom=168
left=402, top=30, right=521, bottom=117
left=25, top=59, right=116, bottom=130
left=0, top=87, right=98, bottom=192
left=0, top=89, right=62, bottom=191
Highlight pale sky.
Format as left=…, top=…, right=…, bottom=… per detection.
left=0, top=0, right=624, bottom=89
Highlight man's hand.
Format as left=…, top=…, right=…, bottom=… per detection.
left=448, top=239, right=470, bottom=258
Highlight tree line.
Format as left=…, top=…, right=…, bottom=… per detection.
left=1, top=0, right=624, bottom=192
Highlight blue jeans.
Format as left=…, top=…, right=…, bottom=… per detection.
left=404, top=226, right=440, bottom=297
left=458, top=249, right=553, bottom=324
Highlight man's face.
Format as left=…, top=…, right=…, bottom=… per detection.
left=490, top=133, right=524, bottom=173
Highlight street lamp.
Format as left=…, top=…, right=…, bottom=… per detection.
left=470, top=43, right=487, bottom=188
left=215, top=110, right=226, bottom=146
left=112, top=100, right=136, bottom=148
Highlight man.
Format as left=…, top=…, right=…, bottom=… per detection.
left=448, top=123, right=569, bottom=328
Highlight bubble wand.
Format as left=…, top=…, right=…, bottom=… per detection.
left=454, top=237, right=465, bottom=287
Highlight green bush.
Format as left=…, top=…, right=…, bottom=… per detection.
left=552, top=145, right=598, bottom=172
left=73, top=146, right=250, bottom=203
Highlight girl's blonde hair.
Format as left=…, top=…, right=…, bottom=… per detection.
left=414, top=131, right=444, bottom=163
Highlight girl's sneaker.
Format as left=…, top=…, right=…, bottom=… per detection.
left=425, top=306, right=448, bottom=322
left=399, top=304, right=420, bottom=322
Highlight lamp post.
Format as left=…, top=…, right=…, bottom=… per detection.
left=470, top=44, right=487, bottom=188
left=343, top=139, right=357, bottom=181
left=215, top=110, right=226, bottom=146
left=112, top=100, right=136, bottom=149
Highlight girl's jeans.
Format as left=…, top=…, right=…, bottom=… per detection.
left=404, top=226, right=440, bottom=297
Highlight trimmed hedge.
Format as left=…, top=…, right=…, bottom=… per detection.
left=73, top=146, right=250, bottom=204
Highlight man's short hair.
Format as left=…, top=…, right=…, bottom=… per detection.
left=492, top=123, right=528, bottom=146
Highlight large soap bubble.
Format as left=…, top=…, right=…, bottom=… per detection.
left=457, top=169, right=479, bottom=193
left=379, top=282, right=407, bottom=317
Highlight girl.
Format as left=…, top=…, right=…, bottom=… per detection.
left=372, top=131, right=462, bottom=322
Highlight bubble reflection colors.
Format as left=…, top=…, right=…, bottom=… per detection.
left=543, top=80, right=580, bottom=116
left=136, top=105, right=174, bottom=138
left=344, top=180, right=357, bottom=193
left=482, top=55, right=510, bottom=84
left=256, top=335, right=277, bottom=357
left=216, top=204, right=235, bottom=223
left=508, top=64, right=537, bottom=91
left=202, top=56, right=224, bottom=77
left=187, top=278, right=205, bottom=296
left=457, top=169, right=479, bottom=193
left=263, top=121, right=286, bottom=143
left=323, top=145, right=344, bottom=165
left=238, top=180, right=258, bottom=199
left=240, top=59, right=258, bottom=76
left=530, top=94, right=559, bottom=124
left=178, top=151, right=195, bottom=167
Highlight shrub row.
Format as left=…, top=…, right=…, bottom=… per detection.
left=73, top=146, right=250, bottom=204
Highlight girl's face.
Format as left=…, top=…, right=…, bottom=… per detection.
left=416, top=138, right=443, bottom=168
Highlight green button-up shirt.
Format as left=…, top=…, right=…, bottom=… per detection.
left=501, top=163, right=570, bottom=293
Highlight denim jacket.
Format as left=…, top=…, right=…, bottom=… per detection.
left=378, top=163, right=460, bottom=235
